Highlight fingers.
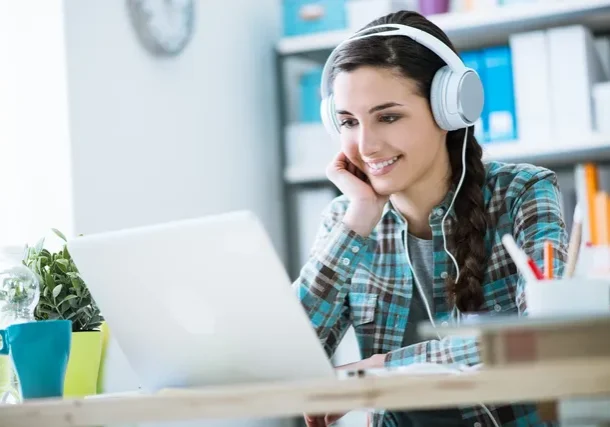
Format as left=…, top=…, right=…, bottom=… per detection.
left=325, top=413, right=345, bottom=425
left=304, top=413, right=345, bottom=426
left=304, top=414, right=325, bottom=427
left=326, top=151, right=348, bottom=179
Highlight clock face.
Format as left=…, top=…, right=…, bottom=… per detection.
left=127, top=0, right=195, bottom=57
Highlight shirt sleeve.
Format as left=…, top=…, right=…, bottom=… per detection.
left=512, top=169, right=568, bottom=314
left=291, top=199, right=370, bottom=359
left=384, top=169, right=568, bottom=368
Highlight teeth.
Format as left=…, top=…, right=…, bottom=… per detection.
left=369, top=156, right=399, bottom=170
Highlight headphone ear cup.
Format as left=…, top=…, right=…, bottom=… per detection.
left=430, top=65, right=455, bottom=131
left=320, top=94, right=340, bottom=139
left=431, top=65, right=484, bottom=132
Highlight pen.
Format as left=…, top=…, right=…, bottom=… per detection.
left=527, top=258, right=545, bottom=280
left=544, top=241, right=553, bottom=279
left=501, top=234, right=539, bottom=283
left=565, top=203, right=582, bottom=278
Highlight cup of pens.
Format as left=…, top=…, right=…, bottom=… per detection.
left=502, top=234, right=610, bottom=317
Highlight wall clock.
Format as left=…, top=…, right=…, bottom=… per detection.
left=126, top=0, right=196, bottom=57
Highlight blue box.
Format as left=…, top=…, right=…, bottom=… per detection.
left=283, top=0, right=347, bottom=37
left=460, top=50, right=488, bottom=143
left=299, top=67, right=323, bottom=123
left=481, top=46, right=518, bottom=143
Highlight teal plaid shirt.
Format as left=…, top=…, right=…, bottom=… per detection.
left=293, top=161, right=568, bottom=427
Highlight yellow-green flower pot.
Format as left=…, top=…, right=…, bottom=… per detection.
left=63, top=330, right=103, bottom=397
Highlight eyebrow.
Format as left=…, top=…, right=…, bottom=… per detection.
left=335, top=102, right=403, bottom=116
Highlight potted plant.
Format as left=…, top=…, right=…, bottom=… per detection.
left=22, top=229, right=105, bottom=397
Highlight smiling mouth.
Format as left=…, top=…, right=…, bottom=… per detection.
left=366, top=155, right=402, bottom=176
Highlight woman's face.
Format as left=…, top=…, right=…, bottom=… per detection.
left=332, top=66, right=448, bottom=196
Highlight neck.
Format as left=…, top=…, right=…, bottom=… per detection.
left=390, top=148, right=451, bottom=240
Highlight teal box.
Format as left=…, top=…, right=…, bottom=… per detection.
left=283, top=0, right=348, bottom=37
left=299, top=68, right=323, bottom=123
left=481, top=45, right=518, bottom=143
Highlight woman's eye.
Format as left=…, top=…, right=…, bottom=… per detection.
left=339, top=118, right=358, bottom=128
left=380, top=115, right=400, bottom=124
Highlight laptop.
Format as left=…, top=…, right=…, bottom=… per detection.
left=67, top=210, right=335, bottom=392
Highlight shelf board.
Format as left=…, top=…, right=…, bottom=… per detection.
left=284, top=166, right=329, bottom=184
left=285, top=133, right=610, bottom=184
left=277, top=0, right=610, bottom=56
left=482, top=133, right=610, bottom=167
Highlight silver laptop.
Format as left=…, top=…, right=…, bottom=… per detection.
left=67, top=210, right=335, bottom=392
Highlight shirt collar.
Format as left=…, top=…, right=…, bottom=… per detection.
left=381, top=186, right=458, bottom=225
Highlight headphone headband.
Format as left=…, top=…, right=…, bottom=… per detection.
left=320, top=24, right=466, bottom=97
left=319, top=22, right=484, bottom=134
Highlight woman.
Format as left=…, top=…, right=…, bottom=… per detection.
left=293, top=9, right=567, bottom=427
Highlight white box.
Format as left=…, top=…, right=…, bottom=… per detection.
left=593, top=81, right=610, bottom=135
left=285, top=122, right=338, bottom=176
left=509, top=30, right=553, bottom=146
left=347, top=0, right=417, bottom=31
left=547, top=25, right=606, bottom=141
left=525, top=278, right=610, bottom=317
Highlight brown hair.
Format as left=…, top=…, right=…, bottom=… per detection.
left=330, top=10, right=487, bottom=312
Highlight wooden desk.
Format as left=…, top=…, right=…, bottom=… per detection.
left=1, top=357, right=609, bottom=427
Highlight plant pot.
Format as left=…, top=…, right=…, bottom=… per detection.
left=63, top=329, right=103, bottom=397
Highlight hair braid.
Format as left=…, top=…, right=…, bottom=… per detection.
left=445, top=127, right=487, bottom=312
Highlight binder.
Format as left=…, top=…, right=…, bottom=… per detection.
left=482, top=46, right=518, bottom=143
left=509, top=30, right=553, bottom=146
left=547, top=25, right=606, bottom=140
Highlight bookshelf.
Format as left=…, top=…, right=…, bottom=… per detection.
left=274, top=4, right=610, bottom=427
left=275, top=0, right=610, bottom=281
left=277, top=0, right=610, bottom=57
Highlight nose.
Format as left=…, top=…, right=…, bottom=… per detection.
left=357, top=125, right=382, bottom=157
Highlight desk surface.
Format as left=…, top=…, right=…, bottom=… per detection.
left=2, top=357, right=610, bottom=427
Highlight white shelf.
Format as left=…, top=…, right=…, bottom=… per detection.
left=284, top=166, right=329, bottom=184
left=284, top=131, right=610, bottom=184
left=277, top=0, right=610, bottom=55
left=482, top=133, right=610, bottom=166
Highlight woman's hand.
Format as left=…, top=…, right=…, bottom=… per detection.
left=302, top=354, right=387, bottom=426
left=304, top=413, right=345, bottom=427
left=326, top=151, right=389, bottom=237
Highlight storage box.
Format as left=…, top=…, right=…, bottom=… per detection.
left=482, top=45, right=518, bottom=143
left=299, top=67, right=323, bottom=123
left=283, top=0, right=348, bottom=37
left=593, top=81, right=610, bottom=135
left=346, top=0, right=416, bottom=31
left=285, top=122, right=337, bottom=174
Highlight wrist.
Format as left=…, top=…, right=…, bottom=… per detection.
left=343, top=202, right=383, bottom=238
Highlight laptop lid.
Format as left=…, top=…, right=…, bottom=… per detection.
left=67, top=210, right=334, bottom=391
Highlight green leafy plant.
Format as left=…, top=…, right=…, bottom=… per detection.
left=22, top=229, right=103, bottom=332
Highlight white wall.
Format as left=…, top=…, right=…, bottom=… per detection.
left=62, top=2, right=289, bottom=426
left=64, top=0, right=285, bottom=256
left=2, top=0, right=291, bottom=426
left=0, top=0, right=74, bottom=248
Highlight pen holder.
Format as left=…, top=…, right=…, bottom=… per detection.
left=525, top=278, right=610, bottom=317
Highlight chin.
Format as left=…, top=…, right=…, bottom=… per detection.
left=371, top=180, right=402, bottom=196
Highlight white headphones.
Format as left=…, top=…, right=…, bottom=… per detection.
left=319, top=23, right=484, bottom=136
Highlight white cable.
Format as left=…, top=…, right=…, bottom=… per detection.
left=442, top=127, right=469, bottom=285
left=404, top=231, right=441, bottom=340
left=393, top=128, right=500, bottom=427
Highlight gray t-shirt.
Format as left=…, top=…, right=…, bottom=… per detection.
left=402, top=233, right=434, bottom=347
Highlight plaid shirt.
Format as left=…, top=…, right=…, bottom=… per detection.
left=293, top=161, right=568, bottom=426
